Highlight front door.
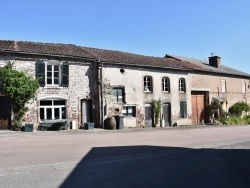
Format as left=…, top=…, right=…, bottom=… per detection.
left=163, top=103, right=171, bottom=126
left=191, top=91, right=206, bottom=125
left=81, top=100, right=92, bottom=125
left=144, top=104, right=152, bottom=127
left=0, top=96, right=11, bottom=129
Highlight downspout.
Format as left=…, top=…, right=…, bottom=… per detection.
left=99, top=61, right=104, bottom=128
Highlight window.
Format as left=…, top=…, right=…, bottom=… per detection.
left=221, top=79, right=226, bottom=93
left=40, top=99, right=66, bottom=120
left=179, top=78, right=186, bottom=92
left=242, top=81, right=246, bottom=93
left=122, top=106, right=136, bottom=117
left=112, top=87, right=125, bottom=103
left=36, top=60, right=69, bottom=87
left=162, top=77, right=170, bottom=92
left=144, top=76, right=152, bottom=92
left=180, top=101, right=187, bottom=118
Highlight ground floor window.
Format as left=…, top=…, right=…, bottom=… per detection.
left=123, top=106, right=136, bottom=117
left=40, top=99, right=66, bottom=120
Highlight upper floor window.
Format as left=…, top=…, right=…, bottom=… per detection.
left=36, top=60, right=69, bottom=87
left=112, top=87, right=125, bottom=103
left=221, top=79, right=226, bottom=93
left=179, top=78, right=186, bottom=92
left=242, top=81, right=246, bottom=93
left=144, top=76, right=152, bottom=92
left=162, top=77, right=170, bottom=92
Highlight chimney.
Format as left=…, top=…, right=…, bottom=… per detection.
left=209, top=56, right=221, bottom=68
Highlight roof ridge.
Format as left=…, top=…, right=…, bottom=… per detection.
left=167, top=54, right=208, bottom=62
left=82, top=46, right=163, bottom=59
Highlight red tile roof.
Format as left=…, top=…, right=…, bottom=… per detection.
left=0, top=40, right=207, bottom=71
left=82, top=47, right=189, bottom=69
left=0, top=40, right=96, bottom=59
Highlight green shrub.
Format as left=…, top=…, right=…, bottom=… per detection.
left=229, top=102, right=250, bottom=117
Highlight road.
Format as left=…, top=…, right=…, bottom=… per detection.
left=0, top=125, right=250, bottom=188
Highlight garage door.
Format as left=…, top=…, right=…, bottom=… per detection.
left=0, top=96, right=11, bottom=129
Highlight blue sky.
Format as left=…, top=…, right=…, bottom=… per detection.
left=1, top=0, right=250, bottom=73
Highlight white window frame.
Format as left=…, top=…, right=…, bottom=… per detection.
left=179, top=78, right=186, bottom=92
left=162, top=77, right=170, bottom=92
left=45, top=61, right=62, bottom=86
left=144, top=76, right=152, bottom=92
left=39, top=99, right=66, bottom=120
left=221, top=79, right=226, bottom=93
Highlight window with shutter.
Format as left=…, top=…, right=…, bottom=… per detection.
left=36, top=60, right=69, bottom=87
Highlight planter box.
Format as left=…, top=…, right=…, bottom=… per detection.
left=25, top=123, right=34, bottom=132
left=85, top=122, right=94, bottom=130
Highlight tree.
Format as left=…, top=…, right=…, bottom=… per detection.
left=0, top=61, right=40, bottom=130
left=152, top=98, right=162, bottom=127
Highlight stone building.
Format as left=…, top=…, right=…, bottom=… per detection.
left=0, top=41, right=99, bottom=130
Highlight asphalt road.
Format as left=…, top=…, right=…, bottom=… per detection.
left=0, top=125, right=250, bottom=188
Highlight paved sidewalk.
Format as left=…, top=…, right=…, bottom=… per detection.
left=0, top=124, right=246, bottom=136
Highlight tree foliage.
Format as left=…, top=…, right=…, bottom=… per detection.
left=0, top=61, right=40, bottom=129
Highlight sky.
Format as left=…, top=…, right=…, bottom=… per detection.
left=1, top=0, right=250, bottom=73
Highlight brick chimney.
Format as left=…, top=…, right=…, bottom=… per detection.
left=209, top=56, right=221, bottom=68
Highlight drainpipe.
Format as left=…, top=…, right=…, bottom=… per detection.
left=99, top=61, right=104, bottom=128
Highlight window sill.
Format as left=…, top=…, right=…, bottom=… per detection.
left=43, top=85, right=66, bottom=89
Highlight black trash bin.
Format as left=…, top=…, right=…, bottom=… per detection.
left=115, top=116, right=124, bottom=129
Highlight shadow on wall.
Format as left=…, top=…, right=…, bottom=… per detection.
left=60, top=145, right=250, bottom=188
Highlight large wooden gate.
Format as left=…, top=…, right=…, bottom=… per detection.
left=191, top=91, right=207, bottom=125
left=0, top=96, right=11, bottom=129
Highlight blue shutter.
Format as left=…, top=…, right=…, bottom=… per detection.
left=61, top=63, right=69, bottom=87
left=180, top=101, right=187, bottom=118
left=36, top=60, right=45, bottom=87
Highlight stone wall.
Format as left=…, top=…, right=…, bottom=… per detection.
left=0, top=56, right=97, bottom=129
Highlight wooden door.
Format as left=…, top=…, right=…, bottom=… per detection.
left=191, top=92, right=205, bottom=125
left=0, top=96, right=11, bottom=129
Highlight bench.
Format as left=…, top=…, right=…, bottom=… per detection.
left=39, top=119, right=70, bottom=131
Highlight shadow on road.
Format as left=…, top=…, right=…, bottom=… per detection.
left=60, top=145, right=250, bottom=188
